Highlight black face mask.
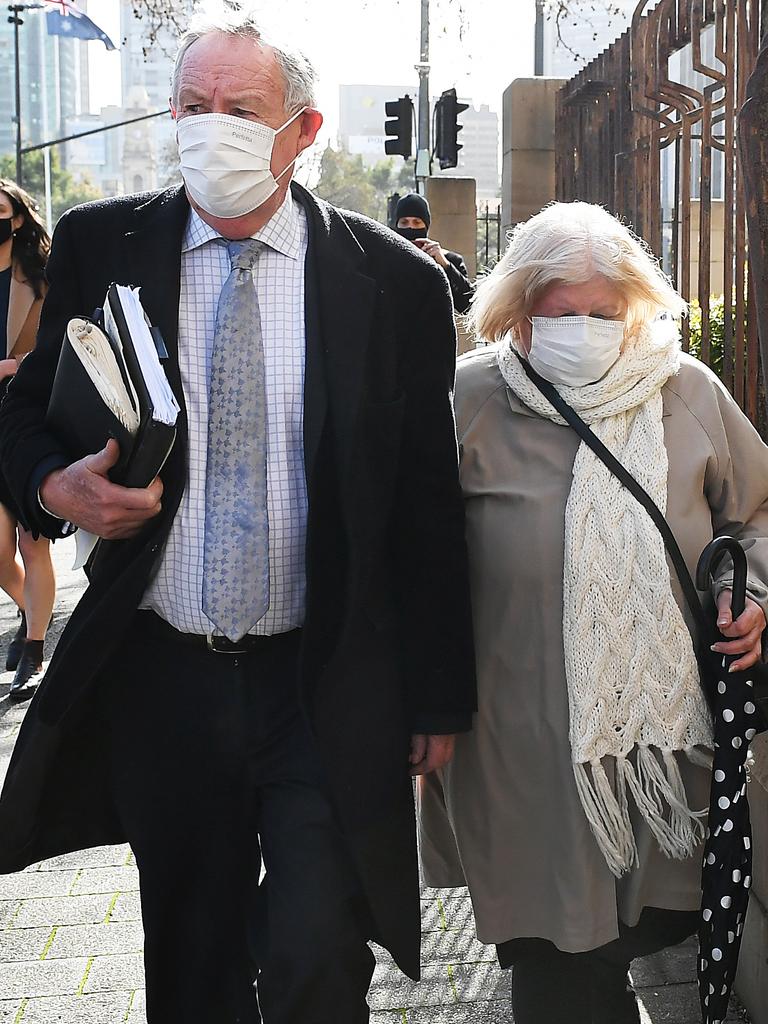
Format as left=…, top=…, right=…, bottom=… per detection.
left=396, top=226, right=428, bottom=242
left=0, top=218, right=13, bottom=245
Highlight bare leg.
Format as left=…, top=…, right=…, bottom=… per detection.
left=0, top=503, right=24, bottom=610
left=17, top=528, right=55, bottom=641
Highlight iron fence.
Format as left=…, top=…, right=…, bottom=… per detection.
left=555, top=0, right=763, bottom=428
left=476, top=202, right=502, bottom=274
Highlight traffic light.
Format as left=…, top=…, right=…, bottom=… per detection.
left=435, top=88, right=469, bottom=170
left=384, top=96, right=413, bottom=159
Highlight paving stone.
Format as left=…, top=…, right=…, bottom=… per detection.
left=30, top=846, right=132, bottom=873
left=451, top=961, right=510, bottom=1003
left=19, top=991, right=133, bottom=1024
left=9, top=894, right=116, bottom=931
left=125, top=989, right=146, bottom=1024
left=46, top=921, right=144, bottom=960
left=0, top=926, right=51, bottom=962
left=370, top=1014, right=406, bottom=1023
left=420, top=927, right=497, bottom=965
left=631, top=939, right=698, bottom=988
left=0, top=956, right=89, bottom=999
left=107, top=892, right=142, bottom=924
left=636, top=982, right=744, bottom=1023
left=407, top=1000, right=511, bottom=1023
left=0, top=900, right=19, bottom=928
left=0, top=871, right=78, bottom=901
left=369, top=964, right=454, bottom=1010
left=82, top=952, right=144, bottom=994
left=421, top=896, right=475, bottom=934
left=68, top=867, right=140, bottom=897
left=0, top=1001, right=21, bottom=1022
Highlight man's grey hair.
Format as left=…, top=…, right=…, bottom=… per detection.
left=171, top=1, right=317, bottom=113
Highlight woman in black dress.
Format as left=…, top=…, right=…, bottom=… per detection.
left=0, top=179, right=55, bottom=697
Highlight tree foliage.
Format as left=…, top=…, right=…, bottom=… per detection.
left=313, top=146, right=415, bottom=223
left=0, top=150, right=103, bottom=226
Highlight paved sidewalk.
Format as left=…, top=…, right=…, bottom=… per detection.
left=0, top=539, right=751, bottom=1022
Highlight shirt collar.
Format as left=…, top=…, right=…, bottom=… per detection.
left=182, top=191, right=303, bottom=260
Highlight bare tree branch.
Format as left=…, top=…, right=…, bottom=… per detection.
left=546, top=0, right=627, bottom=64
left=124, top=0, right=623, bottom=53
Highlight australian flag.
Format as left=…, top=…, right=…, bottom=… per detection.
left=45, top=0, right=116, bottom=50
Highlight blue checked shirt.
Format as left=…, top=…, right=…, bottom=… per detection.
left=140, top=194, right=309, bottom=635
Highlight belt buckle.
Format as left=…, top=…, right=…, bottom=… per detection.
left=206, top=634, right=248, bottom=655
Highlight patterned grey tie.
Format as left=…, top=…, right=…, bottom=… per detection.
left=202, top=239, right=270, bottom=641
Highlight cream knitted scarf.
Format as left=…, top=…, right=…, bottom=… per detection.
left=498, top=325, right=713, bottom=877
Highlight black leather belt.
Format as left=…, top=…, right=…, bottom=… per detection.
left=136, top=610, right=300, bottom=655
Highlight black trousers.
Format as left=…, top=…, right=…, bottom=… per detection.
left=100, top=615, right=375, bottom=1024
left=497, top=908, right=699, bottom=1024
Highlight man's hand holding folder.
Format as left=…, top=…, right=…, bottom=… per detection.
left=42, top=284, right=179, bottom=544
left=39, top=439, right=163, bottom=539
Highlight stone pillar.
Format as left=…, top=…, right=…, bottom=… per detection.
left=425, top=175, right=477, bottom=279
left=425, top=176, right=477, bottom=354
left=736, top=732, right=768, bottom=1023
left=502, top=77, right=565, bottom=237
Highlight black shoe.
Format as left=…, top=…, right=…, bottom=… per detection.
left=5, top=610, right=27, bottom=672
left=9, top=640, right=43, bottom=701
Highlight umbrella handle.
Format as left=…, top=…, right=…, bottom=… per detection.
left=695, top=536, right=748, bottom=622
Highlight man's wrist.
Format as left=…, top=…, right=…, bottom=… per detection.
left=31, top=461, right=76, bottom=538
left=37, top=485, right=76, bottom=535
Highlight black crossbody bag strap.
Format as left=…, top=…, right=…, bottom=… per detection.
left=519, top=358, right=713, bottom=644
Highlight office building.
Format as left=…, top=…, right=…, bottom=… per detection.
left=339, top=83, right=417, bottom=166
left=0, top=2, right=91, bottom=161
left=434, top=102, right=500, bottom=200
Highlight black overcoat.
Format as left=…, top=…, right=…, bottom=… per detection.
left=0, top=183, right=476, bottom=979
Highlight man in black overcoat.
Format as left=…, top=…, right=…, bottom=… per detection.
left=0, top=10, right=476, bottom=1024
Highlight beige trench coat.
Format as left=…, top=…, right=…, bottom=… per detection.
left=418, top=347, right=768, bottom=954
left=6, top=269, right=44, bottom=359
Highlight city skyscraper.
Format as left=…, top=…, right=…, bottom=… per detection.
left=117, top=0, right=189, bottom=189
left=0, top=2, right=91, bottom=162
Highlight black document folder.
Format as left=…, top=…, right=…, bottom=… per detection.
left=46, top=283, right=179, bottom=488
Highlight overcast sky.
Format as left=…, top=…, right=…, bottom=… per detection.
left=86, top=0, right=536, bottom=141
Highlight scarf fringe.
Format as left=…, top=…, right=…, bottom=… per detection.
left=574, top=747, right=706, bottom=878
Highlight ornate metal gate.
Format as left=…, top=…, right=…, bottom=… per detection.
left=556, top=0, right=764, bottom=426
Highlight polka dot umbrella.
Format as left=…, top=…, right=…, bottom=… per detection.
left=695, top=537, right=767, bottom=1024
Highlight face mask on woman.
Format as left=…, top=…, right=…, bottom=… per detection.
left=526, top=315, right=626, bottom=387
left=0, top=217, right=13, bottom=245
left=176, top=107, right=307, bottom=219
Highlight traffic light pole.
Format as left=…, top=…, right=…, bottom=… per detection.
left=415, top=0, right=431, bottom=186
left=534, top=0, right=545, bottom=76
left=8, top=4, right=27, bottom=185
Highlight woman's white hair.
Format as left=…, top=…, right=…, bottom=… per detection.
left=171, top=1, right=317, bottom=113
left=469, top=201, right=687, bottom=343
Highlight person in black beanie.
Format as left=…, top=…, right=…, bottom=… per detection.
left=394, top=194, right=474, bottom=314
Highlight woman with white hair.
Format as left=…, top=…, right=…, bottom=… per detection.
left=417, top=201, right=768, bottom=1023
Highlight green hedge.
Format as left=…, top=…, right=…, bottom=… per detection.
left=687, top=295, right=726, bottom=377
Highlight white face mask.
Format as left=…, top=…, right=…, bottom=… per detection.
left=176, top=107, right=306, bottom=219
left=527, top=315, right=625, bottom=386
